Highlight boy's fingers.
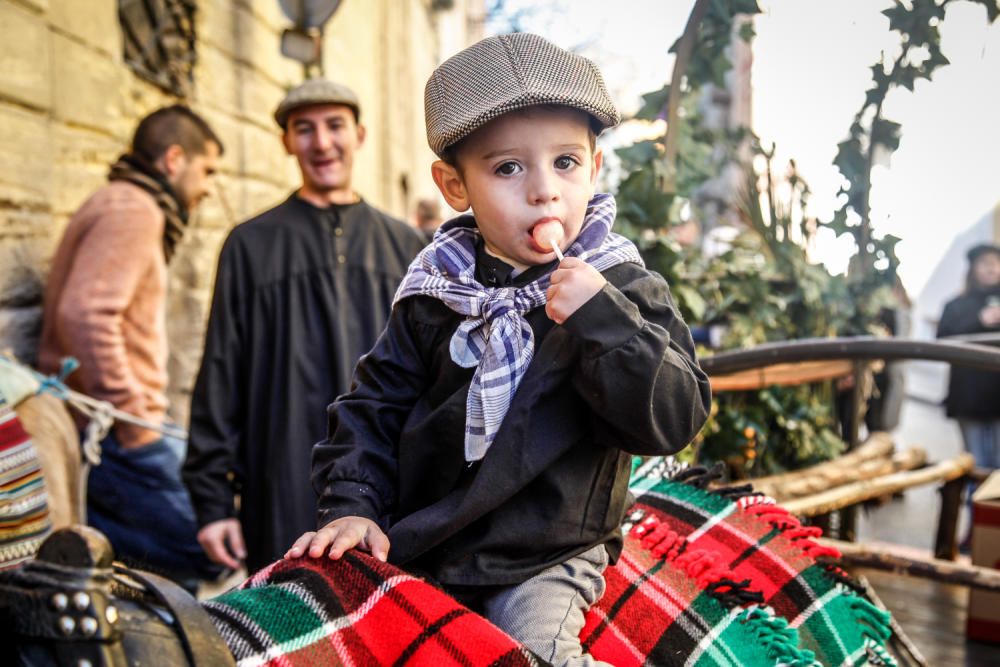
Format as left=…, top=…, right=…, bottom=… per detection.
left=286, top=531, right=316, bottom=558
left=328, top=528, right=364, bottom=560
left=367, top=529, right=391, bottom=562
left=308, top=526, right=340, bottom=558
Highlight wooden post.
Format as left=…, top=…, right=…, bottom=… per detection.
left=933, top=476, right=966, bottom=561
left=823, top=538, right=1000, bottom=592
left=840, top=361, right=866, bottom=541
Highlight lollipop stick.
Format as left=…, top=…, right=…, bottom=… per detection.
left=550, top=238, right=564, bottom=262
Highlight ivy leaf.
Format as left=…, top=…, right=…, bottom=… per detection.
left=634, top=85, right=670, bottom=121
left=882, top=2, right=915, bottom=35
left=967, top=0, right=1000, bottom=23
left=871, top=117, right=902, bottom=152
left=822, top=208, right=856, bottom=240
left=730, top=0, right=763, bottom=15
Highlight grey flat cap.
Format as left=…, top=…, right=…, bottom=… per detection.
left=274, top=78, right=361, bottom=129
left=424, top=33, right=620, bottom=157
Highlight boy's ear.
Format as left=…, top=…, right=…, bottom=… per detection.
left=431, top=160, right=470, bottom=212
left=591, top=148, right=604, bottom=186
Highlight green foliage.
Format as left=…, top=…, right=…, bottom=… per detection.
left=613, top=1, right=917, bottom=477
left=827, top=0, right=998, bottom=295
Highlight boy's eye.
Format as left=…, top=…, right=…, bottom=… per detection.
left=495, top=161, right=521, bottom=176
left=555, top=155, right=579, bottom=170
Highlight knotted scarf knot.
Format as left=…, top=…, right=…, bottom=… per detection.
left=393, top=193, right=643, bottom=462
left=480, top=288, right=517, bottom=321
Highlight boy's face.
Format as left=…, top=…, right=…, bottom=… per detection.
left=432, top=107, right=602, bottom=271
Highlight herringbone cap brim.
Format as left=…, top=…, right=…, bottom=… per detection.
left=275, top=78, right=361, bottom=129
left=425, top=33, right=621, bottom=157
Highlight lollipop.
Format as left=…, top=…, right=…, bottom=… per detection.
left=533, top=220, right=565, bottom=261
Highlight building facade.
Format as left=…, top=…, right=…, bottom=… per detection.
left=0, top=0, right=483, bottom=425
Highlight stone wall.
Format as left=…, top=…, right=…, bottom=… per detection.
left=0, top=0, right=483, bottom=427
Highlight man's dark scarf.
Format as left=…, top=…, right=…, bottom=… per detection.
left=108, top=154, right=190, bottom=263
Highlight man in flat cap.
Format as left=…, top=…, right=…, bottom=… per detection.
left=183, top=79, right=425, bottom=573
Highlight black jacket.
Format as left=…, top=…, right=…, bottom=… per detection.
left=312, top=256, right=711, bottom=586
left=937, top=286, right=1000, bottom=419
left=183, top=195, right=425, bottom=572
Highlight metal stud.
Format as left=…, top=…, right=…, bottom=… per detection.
left=80, top=617, right=98, bottom=636
left=105, top=605, right=119, bottom=624
left=72, top=591, right=91, bottom=610
left=58, top=616, right=76, bottom=635
left=51, top=593, right=68, bottom=611
left=78, top=660, right=93, bottom=667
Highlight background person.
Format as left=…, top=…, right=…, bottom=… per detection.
left=37, top=105, right=223, bottom=587
left=937, top=243, right=1000, bottom=473
left=183, top=79, right=425, bottom=574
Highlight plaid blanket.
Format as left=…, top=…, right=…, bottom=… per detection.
left=628, top=462, right=896, bottom=667
left=205, top=551, right=543, bottom=667
left=581, top=527, right=818, bottom=666
left=204, top=463, right=896, bottom=666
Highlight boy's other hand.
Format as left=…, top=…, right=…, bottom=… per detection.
left=545, top=257, right=607, bottom=325
left=285, top=516, right=390, bottom=562
left=198, top=518, right=246, bottom=570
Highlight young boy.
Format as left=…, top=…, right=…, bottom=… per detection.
left=288, top=33, right=711, bottom=666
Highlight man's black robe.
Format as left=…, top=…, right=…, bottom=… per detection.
left=183, top=194, right=425, bottom=572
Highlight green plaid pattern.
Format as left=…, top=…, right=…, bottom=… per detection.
left=629, top=461, right=897, bottom=667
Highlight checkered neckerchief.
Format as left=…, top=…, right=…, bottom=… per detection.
left=393, top=193, right=642, bottom=461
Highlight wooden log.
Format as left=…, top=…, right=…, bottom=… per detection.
left=784, top=454, right=975, bottom=517
left=745, top=433, right=925, bottom=502
left=747, top=432, right=895, bottom=499
left=754, top=448, right=927, bottom=502
left=823, top=538, right=1000, bottom=592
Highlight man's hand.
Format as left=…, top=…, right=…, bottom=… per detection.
left=545, top=257, right=607, bottom=325
left=197, top=518, right=246, bottom=570
left=285, top=516, right=390, bottom=562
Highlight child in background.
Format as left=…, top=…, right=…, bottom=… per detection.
left=289, top=33, right=711, bottom=666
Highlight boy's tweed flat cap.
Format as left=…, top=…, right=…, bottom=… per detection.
left=424, top=33, right=621, bottom=157
left=274, top=79, right=360, bottom=129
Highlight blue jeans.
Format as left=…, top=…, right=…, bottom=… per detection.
left=86, top=432, right=222, bottom=587
left=959, top=419, right=1000, bottom=470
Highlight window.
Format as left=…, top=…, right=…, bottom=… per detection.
left=119, top=0, right=197, bottom=98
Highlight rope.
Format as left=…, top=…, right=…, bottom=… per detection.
left=2, top=354, right=188, bottom=524
left=1, top=354, right=188, bottom=440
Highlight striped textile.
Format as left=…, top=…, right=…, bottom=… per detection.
left=629, top=463, right=896, bottom=667
left=204, top=552, right=543, bottom=667
left=0, top=403, right=52, bottom=569
left=203, top=463, right=899, bottom=666
left=392, top=192, right=642, bottom=462
left=581, top=528, right=819, bottom=666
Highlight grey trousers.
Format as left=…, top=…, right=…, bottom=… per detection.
left=482, top=545, right=613, bottom=667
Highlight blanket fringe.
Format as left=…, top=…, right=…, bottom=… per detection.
left=650, top=462, right=898, bottom=666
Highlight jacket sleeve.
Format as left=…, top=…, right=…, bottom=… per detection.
left=561, top=266, right=711, bottom=456
left=183, top=233, right=249, bottom=528
left=936, top=296, right=988, bottom=338
left=312, top=301, right=429, bottom=529
left=55, top=195, right=163, bottom=447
